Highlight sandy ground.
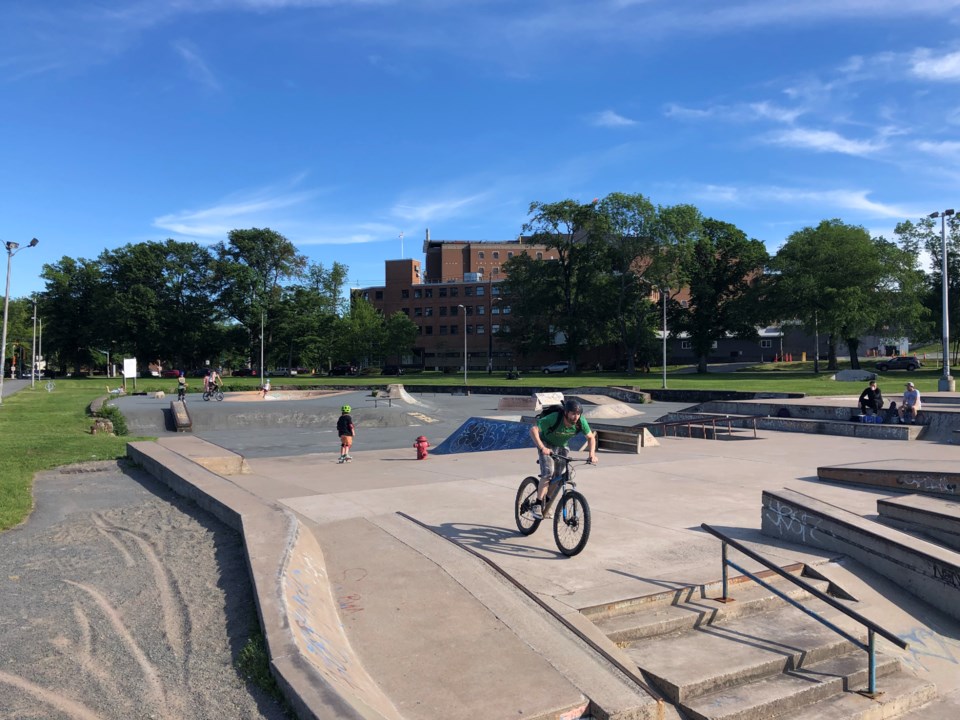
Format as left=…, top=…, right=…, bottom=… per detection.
left=0, top=460, right=289, bottom=720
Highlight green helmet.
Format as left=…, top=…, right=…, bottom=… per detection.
left=341, top=405, right=351, bottom=413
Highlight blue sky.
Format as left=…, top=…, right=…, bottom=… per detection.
left=2, top=1, right=960, bottom=299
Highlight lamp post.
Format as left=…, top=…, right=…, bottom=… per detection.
left=30, top=297, right=37, bottom=388
left=930, top=209, right=956, bottom=391
left=488, top=295, right=501, bottom=374
left=1, top=238, right=39, bottom=406
left=457, top=303, right=467, bottom=386
left=95, top=348, right=110, bottom=379
left=660, top=287, right=668, bottom=390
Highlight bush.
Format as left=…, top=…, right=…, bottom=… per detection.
left=98, top=404, right=128, bottom=436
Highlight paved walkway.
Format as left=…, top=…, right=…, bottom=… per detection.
left=128, top=391, right=960, bottom=718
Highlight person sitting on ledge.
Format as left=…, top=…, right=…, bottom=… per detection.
left=858, top=379, right=883, bottom=416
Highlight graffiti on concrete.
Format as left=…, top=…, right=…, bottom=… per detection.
left=763, top=498, right=822, bottom=544
left=896, top=474, right=958, bottom=495
left=933, top=563, right=960, bottom=590
left=900, top=624, right=960, bottom=672
left=432, top=417, right=537, bottom=455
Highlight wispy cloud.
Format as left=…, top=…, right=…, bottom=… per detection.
left=153, top=179, right=324, bottom=238
left=910, top=48, right=960, bottom=80
left=916, top=139, right=960, bottom=156
left=390, top=193, right=489, bottom=223
left=689, top=182, right=918, bottom=219
left=763, top=127, right=885, bottom=156
left=173, top=41, right=220, bottom=90
left=664, top=101, right=804, bottom=124
left=591, top=110, right=637, bottom=127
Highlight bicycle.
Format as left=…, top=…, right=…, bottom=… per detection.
left=202, top=385, right=224, bottom=402
left=514, top=452, right=593, bottom=556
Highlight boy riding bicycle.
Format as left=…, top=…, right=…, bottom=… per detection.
left=529, top=398, right=598, bottom=519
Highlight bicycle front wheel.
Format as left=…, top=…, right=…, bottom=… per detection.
left=214, top=390, right=224, bottom=401
left=514, top=476, right=542, bottom=535
left=554, top=490, right=591, bottom=556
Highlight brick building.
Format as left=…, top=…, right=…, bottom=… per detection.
left=356, top=232, right=558, bottom=371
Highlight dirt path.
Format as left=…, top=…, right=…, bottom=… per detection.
left=0, top=460, right=288, bottom=720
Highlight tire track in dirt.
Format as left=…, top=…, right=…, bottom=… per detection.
left=91, top=514, right=136, bottom=568
left=94, top=515, right=190, bottom=661
left=0, top=669, right=106, bottom=720
left=64, top=580, right=182, bottom=720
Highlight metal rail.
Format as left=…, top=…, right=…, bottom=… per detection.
left=656, top=416, right=757, bottom=439
left=700, top=523, right=907, bottom=696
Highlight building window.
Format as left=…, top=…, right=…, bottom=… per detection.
left=476, top=286, right=485, bottom=296
left=425, top=325, right=433, bottom=335
left=493, top=251, right=500, bottom=259
left=439, top=287, right=447, bottom=298
left=440, top=326, right=448, bottom=335
left=414, top=307, right=423, bottom=317
left=536, top=252, right=543, bottom=260
left=466, top=325, right=474, bottom=335
left=452, top=305, right=460, bottom=315
left=492, top=306, right=500, bottom=315
left=417, top=326, right=422, bottom=335
left=502, top=305, right=511, bottom=314
left=492, top=324, right=500, bottom=334
left=464, top=286, right=474, bottom=296
left=401, top=289, right=409, bottom=299
left=476, top=325, right=485, bottom=334
left=424, top=307, right=433, bottom=317
left=465, top=306, right=474, bottom=316
left=425, top=288, right=433, bottom=298
left=491, top=285, right=501, bottom=296
left=450, top=325, right=458, bottom=335
left=401, top=307, right=410, bottom=316
left=439, top=306, right=448, bottom=316
left=375, top=290, right=383, bottom=300
left=492, top=267, right=500, bottom=275
left=477, top=305, right=485, bottom=315
left=478, top=251, right=485, bottom=259
left=502, top=324, right=510, bottom=333
left=681, top=341, right=692, bottom=350
left=508, top=251, right=514, bottom=258
left=414, top=289, right=422, bottom=299
left=362, top=291, right=369, bottom=300
left=760, top=339, right=772, bottom=348
left=450, top=288, right=459, bottom=297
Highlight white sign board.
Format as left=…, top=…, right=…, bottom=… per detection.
left=123, top=358, right=137, bottom=379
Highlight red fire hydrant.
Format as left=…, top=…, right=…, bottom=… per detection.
left=414, top=435, right=429, bottom=460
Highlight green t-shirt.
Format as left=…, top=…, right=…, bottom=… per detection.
left=536, top=412, right=591, bottom=448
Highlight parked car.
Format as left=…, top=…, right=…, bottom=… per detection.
left=541, top=361, right=570, bottom=374
left=876, top=356, right=923, bottom=372
left=381, top=365, right=404, bottom=376
left=140, top=369, right=160, bottom=378
left=330, top=364, right=359, bottom=376
left=189, top=368, right=211, bottom=377
left=231, top=368, right=255, bottom=377
left=161, top=369, right=181, bottom=378
left=294, top=367, right=311, bottom=376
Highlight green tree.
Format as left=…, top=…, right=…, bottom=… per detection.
left=38, top=257, right=105, bottom=373
left=772, top=219, right=928, bottom=371
left=339, top=297, right=385, bottom=367
left=673, top=219, right=769, bottom=373
left=498, top=252, right=561, bottom=364
left=521, top=199, right=608, bottom=369
left=384, top=311, right=418, bottom=365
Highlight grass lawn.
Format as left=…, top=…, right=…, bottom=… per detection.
left=1, top=362, right=945, bottom=532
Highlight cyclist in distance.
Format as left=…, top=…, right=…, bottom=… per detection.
left=529, top=398, right=598, bottom=519
left=209, top=368, right=222, bottom=391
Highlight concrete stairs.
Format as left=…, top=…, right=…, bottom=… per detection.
left=581, top=570, right=934, bottom=719
left=877, top=493, right=960, bottom=551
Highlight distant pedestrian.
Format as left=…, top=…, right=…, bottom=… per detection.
left=337, top=405, right=355, bottom=463
left=177, top=372, right=187, bottom=401
left=260, top=378, right=271, bottom=399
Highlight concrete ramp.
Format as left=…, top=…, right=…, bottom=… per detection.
left=432, top=417, right=536, bottom=455
left=818, top=460, right=960, bottom=498
left=170, top=399, right=191, bottom=431
left=534, top=391, right=565, bottom=410
left=380, top=384, right=421, bottom=405
left=497, top=395, right=537, bottom=411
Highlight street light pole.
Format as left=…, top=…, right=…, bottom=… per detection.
left=0, top=238, right=39, bottom=406
left=31, top=297, right=37, bottom=388
left=931, top=209, right=956, bottom=391
left=661, top=287, right=668, bottom=390
left=457, top=303, right=467, bottom=386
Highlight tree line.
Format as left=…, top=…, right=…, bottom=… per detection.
left=500, top=193, right=953, bottom=373
left=4, top=196, right=956, bottom=376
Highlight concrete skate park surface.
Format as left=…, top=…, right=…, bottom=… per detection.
left=126, top=390, right=960, bottom=718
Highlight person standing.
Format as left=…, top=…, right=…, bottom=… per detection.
left=337, top=405, right=355, bottom=463
left=858, top=379, right=883, bottom=415
left=899, top=382, right=922, bottom=424
left=176, top=372, right=187, bottom=401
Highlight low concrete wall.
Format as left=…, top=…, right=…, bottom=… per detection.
left=761, top=488, right=960, bottom=624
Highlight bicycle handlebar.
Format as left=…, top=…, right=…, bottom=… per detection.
left=549, top=452, right=596, bottom=465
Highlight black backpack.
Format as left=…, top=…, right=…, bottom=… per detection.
left=537, top=404, right=584, bottom=434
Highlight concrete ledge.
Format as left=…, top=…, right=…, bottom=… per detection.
left=755, top=416, right=915, bottom=440
left=761, top=487, right=960, bottom=623
left=818, top=463, right=960, bottom=498
left=878, top=495, right=960, bottom=551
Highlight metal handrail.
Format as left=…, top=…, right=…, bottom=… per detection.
left=700, top=523, right=907, bottom=696
left=656, top=416, right=758, bottom=439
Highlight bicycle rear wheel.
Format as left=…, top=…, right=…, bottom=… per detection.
left=202, top=391, right=211, bottom=401
left=554, top=490, right=591, bottom=556
left=514, top=476, right=542, bottom=535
